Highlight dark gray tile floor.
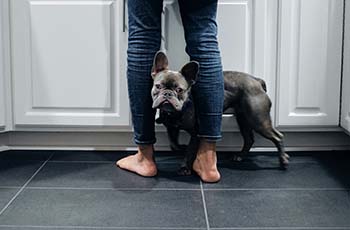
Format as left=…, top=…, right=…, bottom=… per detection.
left=0, top=150, right=349, bottom=230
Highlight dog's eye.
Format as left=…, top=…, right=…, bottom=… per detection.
left=155, top=84, right=161, bottom=89
left=176, top=88, right=184, bottom=93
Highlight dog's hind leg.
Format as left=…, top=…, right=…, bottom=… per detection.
left=272, top=128, right=284, bottom=139
left=255, top=124, right=289, bottom=169
left=245, top=94, right=289, bottom=169
left=223, top=90, right=234, bottom=112
left=233, top=113, right=254, bottom=162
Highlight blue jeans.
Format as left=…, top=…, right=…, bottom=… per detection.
left=127, top=0, right=224, bottom=145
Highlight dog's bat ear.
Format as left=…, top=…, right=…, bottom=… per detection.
left=151, top=51, right=169, bottom=79
left=180, top=61, right=199, bottom=86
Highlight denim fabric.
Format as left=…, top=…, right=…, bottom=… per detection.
left=127, top=0, right=224, bottom=145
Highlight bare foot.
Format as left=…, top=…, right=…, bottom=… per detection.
left=192, top=140, right=221, bottom=183
left=116, top=145, right=157, bottom=177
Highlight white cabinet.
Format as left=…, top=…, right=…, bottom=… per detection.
left=163, top=0, right=345, bottom=130
left=0, top=0, right=8, bottom=131
left=341, top=0, right=350, bottom=133
left=10, top=0, right=130, bottom=127
left=0, top=0, right=349, bottom=148
left=0, top=40, right=5, bottom=131
left=162, top=0, right=278, bottom=130
left=276, top=0, right=343, bottom=127
left=4, top=0, right=349, bottom=133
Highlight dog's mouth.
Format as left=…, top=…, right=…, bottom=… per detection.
left=152, top=94, right=182, bottom=112
left=159, top=101, right=176, bottom=113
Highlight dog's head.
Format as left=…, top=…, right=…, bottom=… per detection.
left=151, top=51, right=199, bottom=113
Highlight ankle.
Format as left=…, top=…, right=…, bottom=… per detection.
left=197, top=140, right=217, bottom=157
left=137, top=145, right=154, bottom=161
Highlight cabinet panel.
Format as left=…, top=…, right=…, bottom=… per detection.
left=341, top=0, right=350, bottom=133
left=0, top=45, right=5, bottom=130
left=0, top=0, right=7, bottom=130
left=163, top=0, right=278, bottom=131
left=277, top=0, right=343, bottom=126
left=30, top=2, right=112, bottom=109
left=217, top=0, right=251, bottom=72
left=11, top=0, right=129, bottom=127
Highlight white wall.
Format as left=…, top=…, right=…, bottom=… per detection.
left=341, top=0, right=350, bottom=133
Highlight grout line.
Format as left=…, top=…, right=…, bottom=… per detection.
left=0, top=225, right=206, bottom=229
left=2, top=186, right=347, bottom=192
left=24, top=186, right=201, bottom=191
left=200, top=181, right=210, bottom=230
left=44, top=159, right=320, bottom=164
left=0, top=153, right=54, bottom=216
left=0, top=159, right=55, bottom=163
left=0, top=226, right=349, bottom=230
left=48, top=160, right=183, bottom=164
left=203, top=188, right=349, bottom=191
left=0, top=186, right=22, bottom=189
left=5, top=155, right=321, bottom=165
left=210, top=228, right=350, bottom=230
left=216, top=161, right=321, bottom=165
left=48, top=160, right=117, bottom=164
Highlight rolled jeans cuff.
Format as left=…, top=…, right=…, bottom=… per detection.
left=197, top=135, right=222, bottom=142
left=133, top=137, right=157, bottom=146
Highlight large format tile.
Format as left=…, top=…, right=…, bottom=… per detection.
left=50, top=150, right=127, bottom=162
left=315, top=151, right=350, bottom=188
left=205, top=190, right=350, bottom=228
left=0, top=189, right=206, bottom=228
left=28, top=162, right=199, bottom=189
left=216, top=152, right=320, bottom=163
left=0, top=161, right=44, bottom=187
left=204, top=160, right=350, bottom=189
left=50, top=150, right=184, bottom=164
left=0, top=188, right=18, bottom=211
left=0, top=150, right=52, bottom=161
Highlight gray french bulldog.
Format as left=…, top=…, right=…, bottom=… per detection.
left=151, top=51, right=289, bottom=175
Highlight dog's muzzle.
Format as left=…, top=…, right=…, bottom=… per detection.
left=152, top=90, right=182, bottom=111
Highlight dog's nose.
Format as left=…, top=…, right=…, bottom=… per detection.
left=163, top=90, right=174, bottom=98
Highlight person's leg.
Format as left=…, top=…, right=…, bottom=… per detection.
left=178, top=0, right=224, bottom=182
left=116, top=0, right=163, bottom=177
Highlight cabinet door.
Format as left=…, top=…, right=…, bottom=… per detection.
left=277, top=0, right=343, bottom=127
left=0, top=72, right=4, bottom=130
left=0, top=51, right=5, bottom=130
left=341, top=0, right=350, bottom=133
left=11, top=0, right=129, bottom=127
left=162, top=0, right=278, bottom=131
left=0, top=0, right=6, bottom=130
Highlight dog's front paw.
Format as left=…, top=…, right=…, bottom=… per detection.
left=177, top=166, right=192, bottom=176
left=279, top=153, right=290, bottom=170
left=155, top=117, right=164, bottom=124
left=170, top=144, right=187, bottom=152
left=231, top=154, right=243, bottom=162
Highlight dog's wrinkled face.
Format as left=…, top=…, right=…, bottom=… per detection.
left=151, top=51, right=199, bottom=113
